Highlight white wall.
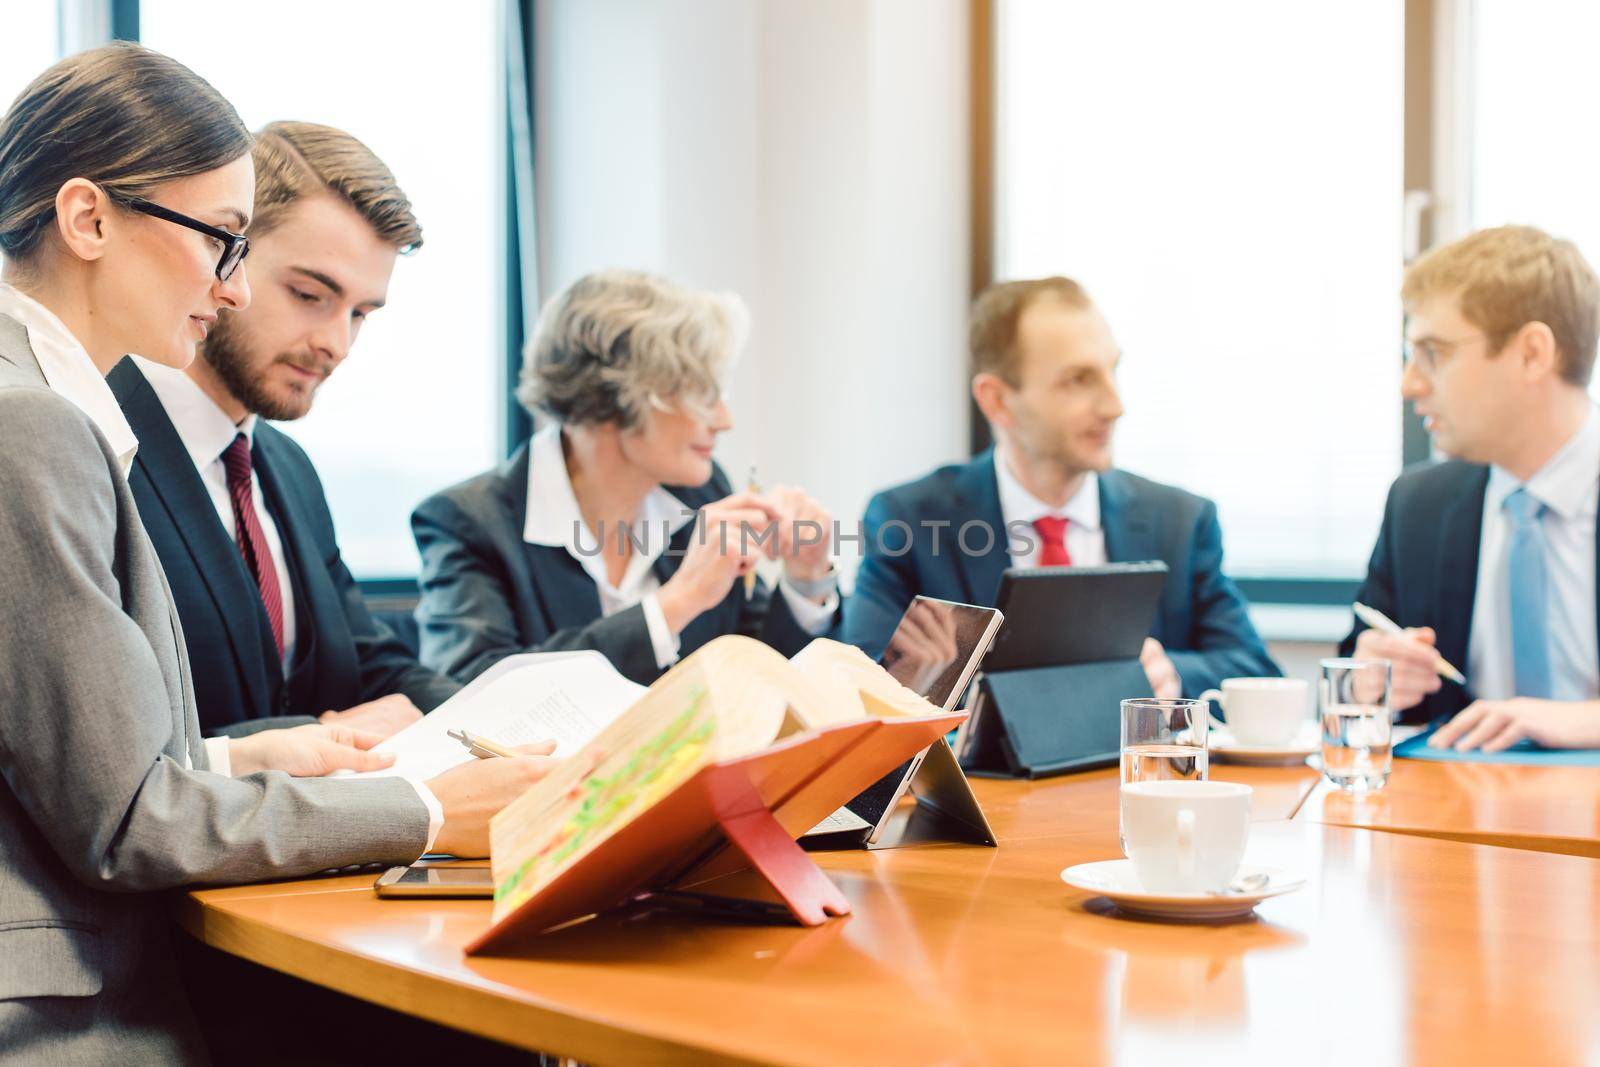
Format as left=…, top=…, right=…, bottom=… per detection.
left=533, top=0, right=973, bottom=576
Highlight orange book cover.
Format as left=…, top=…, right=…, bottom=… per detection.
left=466, top=636, right=964, bottom=954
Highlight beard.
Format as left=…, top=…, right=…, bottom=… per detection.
left=202, top=313, right=320, bottom=422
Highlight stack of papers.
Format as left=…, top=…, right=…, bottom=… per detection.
left=348, top=651, right=647, bottom=781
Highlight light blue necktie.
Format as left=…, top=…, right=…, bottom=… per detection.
left=1505, top=487, right=1552, bottom=699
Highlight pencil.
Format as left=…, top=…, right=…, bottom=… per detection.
left=743, top=466, right=760, bottom=601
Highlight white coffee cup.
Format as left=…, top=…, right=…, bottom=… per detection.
left=1119, top=780, right=1252, bottom=893
left=1200, top=677, right=1309, bottom=746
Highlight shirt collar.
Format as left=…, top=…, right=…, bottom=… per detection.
left=0, top=282, right=140, bottom=475
left=993, top=442, right=1101, bottom=532
left=522, top=424, right=693, bottom=551
left=1486, top=403, right=1600, bottom=521
left=133, top=355, right=257, bottom=469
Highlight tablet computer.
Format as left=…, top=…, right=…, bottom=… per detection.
left=982, top=562, right=1169, bottom=671
left=828, top=597, right=1003, bottom=843
left=374, top=864, right=494, bottom=898
left=804, top=597, right=1003, bottom=846
left=956, top=562, right=1171, bottom=777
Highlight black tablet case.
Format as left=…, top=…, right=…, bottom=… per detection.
left=961, top=563, right=1169, bottom=778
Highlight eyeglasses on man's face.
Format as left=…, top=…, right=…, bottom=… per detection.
left=120, top=196, right=250, bottom=282
left=1402, top=333, right=1488, bottom=375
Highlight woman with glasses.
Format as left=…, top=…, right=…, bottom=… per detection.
left=412, top=269, right=841, bottom=686
left=0, top=44, right=552, bottom=1061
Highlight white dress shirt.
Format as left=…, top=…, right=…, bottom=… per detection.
left=1468, top=405, right=1600, bottom=702
left=523, top=424, right=838, bottom=668
left=0, top=283, right=139, bottom=476
left=994, top=443, right=1108, bottom=569
left=133, top=357, right=298, bottom=670
left=0, top=284, right=238, bottom=772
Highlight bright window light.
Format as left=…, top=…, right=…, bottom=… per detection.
left=995, top=0, right=1404, bottom=578
left=142, top=0, right=505, bottom=577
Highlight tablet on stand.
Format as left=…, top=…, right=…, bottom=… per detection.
left=804, top=596, right=1003, bottom=850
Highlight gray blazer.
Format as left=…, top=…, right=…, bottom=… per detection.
left=0, top=315, right=430, bottom=1063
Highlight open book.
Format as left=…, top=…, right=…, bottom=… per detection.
left=469, top=635, right=963, bottom=950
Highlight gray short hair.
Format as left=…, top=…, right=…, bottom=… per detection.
left=517, top=269, right=749, bottom=429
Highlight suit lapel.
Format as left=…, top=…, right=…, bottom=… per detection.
left=507, top=444, right=606, bottom=631
left=954, top=450, right=1010, bottom=605
left=1436, top=468, right=1488, bottom=675
left=109, top=360, right=276, bottom=719
left=522, top=542, right=606, bottom=629
left=651, top=512, right=695, bottom=587
left=1100, top=470, right=1157, bottom=563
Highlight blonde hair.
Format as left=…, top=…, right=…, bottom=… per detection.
left=518, top=270, right=748, bottom=429
left=248, top=121, right=421, bottom=253
left=1402, top=225, right=1600, bottom=387
left=0, top=42, right=251, bottom=265
left=970, top=276, right=1094, bottom=384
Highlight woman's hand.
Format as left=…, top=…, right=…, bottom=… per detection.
left=228, top=724, right=397, bottom=777
left=761, top=484, right=835, bottom=587
left=657, top=492, right=779, bottom=632
left=427, top=742, right=562, bottom=857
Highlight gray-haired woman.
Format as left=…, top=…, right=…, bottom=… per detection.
left=412, top=269, right=840, bottom=685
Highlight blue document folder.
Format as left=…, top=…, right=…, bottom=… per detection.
left=1395, top=729, right=1600, bottom=766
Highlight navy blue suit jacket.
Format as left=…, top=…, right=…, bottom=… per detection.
left=108, top=359, right=460, bottom=736
left=1339, top=458, right=1600, bottom=724
left=840, top=450, right=1278, bottom=696
left=411, top=442, right=832, bottom=686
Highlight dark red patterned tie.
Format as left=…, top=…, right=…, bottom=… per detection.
left=1033, top=516, right=1073, bottom=567
left=221, top=433, right=285, bottom=656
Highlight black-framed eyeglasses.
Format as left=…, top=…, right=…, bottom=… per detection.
left=121, top=196, right=250, bottom=282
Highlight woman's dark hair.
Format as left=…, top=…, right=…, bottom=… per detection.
left=0, top=42, right=252, bottom=264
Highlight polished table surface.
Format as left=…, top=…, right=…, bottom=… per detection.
left=180, top=761, right=1600, bottom=1066
left=1297, top=755, right=1600, bottom=858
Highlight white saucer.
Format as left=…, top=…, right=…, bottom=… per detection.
left=1060, top=860, right=1305, bottom=921
left=1209, top=724, right=1319, bottom=766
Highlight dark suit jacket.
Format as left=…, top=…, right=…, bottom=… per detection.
left=108, top=359, right=460, bottom=736
left=840, top=450, right=1278, bottom=696
left=1338, top=457, right=1600, bottom=723
left=411, top=442, right=833, bottom=685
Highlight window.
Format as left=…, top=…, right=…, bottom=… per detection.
left=1471, top=1, right=1600, bottom=400
left=0, top=6, right=59, bottom=155
left=994, top=0, right=1405, bottom=579
left=141, top=0, right=506, bottom=577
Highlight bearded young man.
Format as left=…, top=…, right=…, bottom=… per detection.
left=109, top=121, right=458, bottom=739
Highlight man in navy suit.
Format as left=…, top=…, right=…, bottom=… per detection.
left=1342, top=225, right=1600, bottom=752
left=109, top=121, right=458, bottom=738
left=842, top=276, right=1276, bottom=697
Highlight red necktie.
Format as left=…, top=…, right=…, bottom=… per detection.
left=1033, top=516, right=1073, bottom=567
left=221, top=434, right=285, bottom=656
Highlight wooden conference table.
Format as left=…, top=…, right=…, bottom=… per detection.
left=179, top=761, right=1600, bottom=1066
left=1297, top=756, right=1600, bottom=858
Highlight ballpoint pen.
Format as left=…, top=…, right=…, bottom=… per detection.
left=1352, top=601, right=1468, bottom=685
left=447, top=728, right=519, bottom=760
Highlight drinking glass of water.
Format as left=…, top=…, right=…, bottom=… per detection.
left=1120, top=697, right=1210, bottom=853
left=1319, top=658, right=1392, bottom=793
